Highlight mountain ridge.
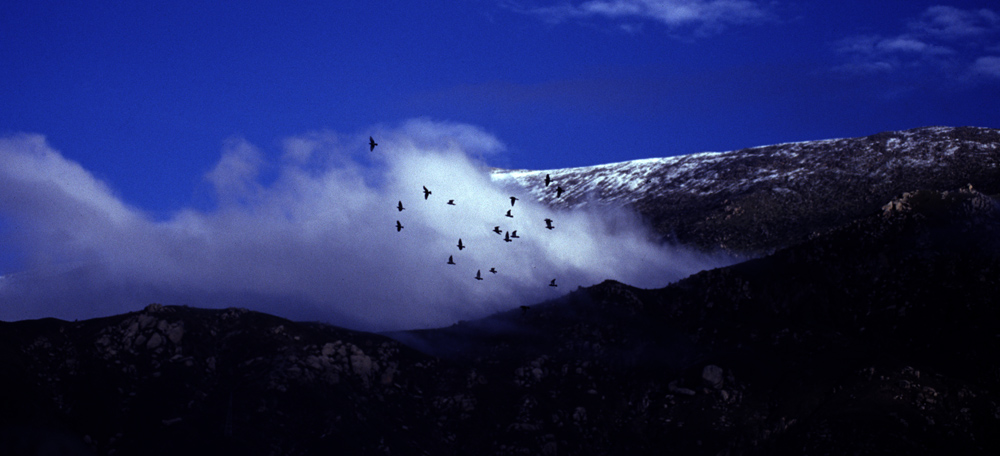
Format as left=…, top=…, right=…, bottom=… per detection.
left=493, top=125, right=1000, bottom=254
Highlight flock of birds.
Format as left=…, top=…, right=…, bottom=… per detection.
left=375, top=137, right=566, bottom=289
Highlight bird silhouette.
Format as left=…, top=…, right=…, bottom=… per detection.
left=511, top=230, right=519, bottom=238
left=505, top=209, right=513, bottom=218
left=457, top=238, right=465, bottom=250
left=510, top=196, right=518, bottom=207
left=369, top=136, right=378, bottom=151
left=447, top=199, right=455, bottom=206
left=475, top=270, right=483, bottom=281
left=520, top=305, right=529, bottom=315
left=489, top=267, right=497, bottom=274
left=544, top=218, right=554, bottom=230
left=397, top=201, right=405, bottom=212
left=504, top=231, right=511, bottom=242
left=549, top=279, right=557, bottom=287
left=396, top=220, right=403, bottom=232
left=555, top=186, right=564, bottom=198
left=447, top=255, right=455, bottom=265
left=493, top=226, right=502, bottom=235
left=544, top=174, right=551, bottom=187
left=423, top=186, right=432, bottom=200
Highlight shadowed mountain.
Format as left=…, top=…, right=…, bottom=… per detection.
left=3, top=127, right=1000, bottom=454
left=2, top=188, right=998, bottom=455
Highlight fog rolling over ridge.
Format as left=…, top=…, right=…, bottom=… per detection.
left=0, top=119, right=728, bottom=331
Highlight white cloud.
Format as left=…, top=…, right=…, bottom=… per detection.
left=205, top=137, right=266, bottom=203
left=0, top=121, right=728, bottom=331
left=514, top=0, right=771, bottom=34
left=971, top=55, right=1000, bottom=78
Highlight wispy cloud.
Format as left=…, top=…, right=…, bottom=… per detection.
left=971, top=55, right=1000, bottom=79
left=0, top=120, right=728, bottom=331
left=508, top=0, right=772, bottom=35
left=909, top=5, right=1000, bottom=39
left=833, top=5, right=1000, bottom=82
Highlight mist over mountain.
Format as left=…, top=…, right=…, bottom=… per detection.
left=0, top=120, right=727, bottom=331
left=2, top=126, right=1000, bottom=454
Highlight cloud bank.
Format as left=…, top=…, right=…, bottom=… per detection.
left=0, top=119, right=728, bottom=331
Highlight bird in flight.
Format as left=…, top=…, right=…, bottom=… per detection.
left=369, top=136, right=378, bottom=151
left=423, top=186, right=432, bottom=200
left=555, top=186, right=564, bottom=198
left=489, top=267, right=497, bottom=274
left=505, top=209, right=513, bottom=218
left=504, top=231, right=512, bottom=242
left=397, top=201, right=405, bottom=212
left=447, top=255, right=456, bottom=265
left=544, top=174, right=551, bottom=187
left=510, top=196, right=518, bottom=207
left=475, top=270, right=483, bottom=281
left=457, top=238, right=465, bottom=250
left=549, top=279, right=557, bottom=287
left=520, top=305, right=529, bottom=315
left=493, top=226, right=502, bottom=235
left=396, top=220, right=403, bottom=232
left=447, top=199, right=456, bottom=206
left=544, top=218, right=554, bottom=230
left=511, top=230, right=520, bottom=238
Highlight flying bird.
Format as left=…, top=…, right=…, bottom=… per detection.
left=520, top=305, right=529, bottom=315
left=493, top=226, right=502, bottom=235
left=544, top=218, right=554, bottom=230
left=505, top=209, right=513, bottom=218
left=475, top=270, right=483, bottom=281
left=555, top=186, right=564, bottom=198
left=544, top=174, right=551, bottom=187
left=510, top=196, right=518, bottom=207
left=447, top=255, right=456, bottom=265
left=489, top=267, right=497, bottom=274
left=423, top=186, right=432, bottom=200
left=504, top=231, right=512, bottom=242
left=447, top=199, right=455, bottom=206
left=397, top=201, right=405, bottom=212
left=549, top=279, right=557, bottom=287
left=457, top=238, right=465, bottom=250
left=511, top=230, right=519, bottom=238
left=369, top=136, right=378, bottom=151
left=396, top=220, right=403, bottom=232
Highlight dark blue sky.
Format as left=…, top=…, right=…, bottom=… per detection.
left=3, top=0, right=999, bottom=216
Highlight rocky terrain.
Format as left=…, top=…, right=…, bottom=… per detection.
left=493, top=126, right=1000, bottom=255
left=2, top=186, right=998, bottom=455
left=3, top=126, right=1000, bottom=455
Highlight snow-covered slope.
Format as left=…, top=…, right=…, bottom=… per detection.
left=492, top=126, right=1000, bottom=254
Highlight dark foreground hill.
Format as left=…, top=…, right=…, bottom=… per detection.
left=2, top=187, right=998, bottom=455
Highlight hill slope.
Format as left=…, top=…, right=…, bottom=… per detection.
left=2, top=187, right=998, bottom=455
